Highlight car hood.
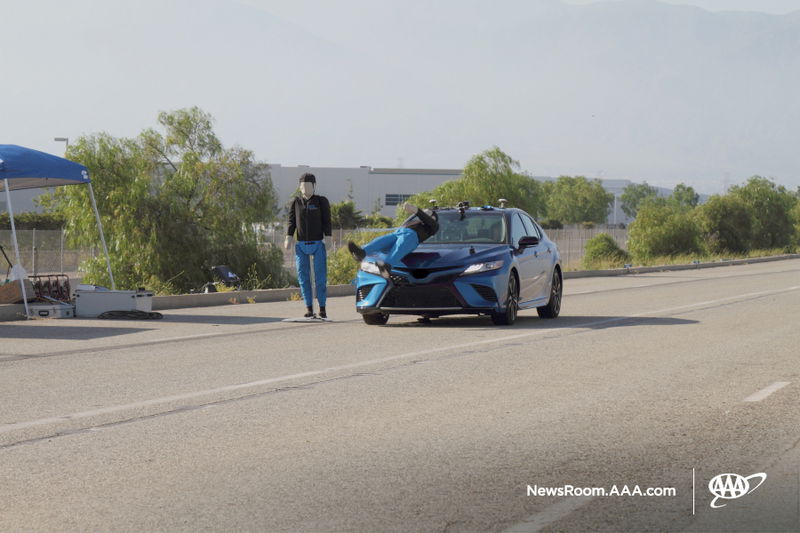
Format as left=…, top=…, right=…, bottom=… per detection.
left=398, top=244, right=508, bottom=269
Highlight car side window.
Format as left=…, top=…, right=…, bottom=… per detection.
left=520, top=214, right=540, bottom=238
left=509, top=213, right=526, bottom=247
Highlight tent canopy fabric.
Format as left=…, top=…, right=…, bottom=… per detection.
left=0, top=144, right=90, bottom=191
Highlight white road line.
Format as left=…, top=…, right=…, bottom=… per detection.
left=743, top=382, right=791, bottom=402
left=1, top=285, right=798, bottom=436
left=502, top=497, right=595, bottom=533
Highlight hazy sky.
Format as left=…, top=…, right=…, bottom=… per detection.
left=2, top=0, right=798, bottom=194
left=562, top=0, right=800, bottom=13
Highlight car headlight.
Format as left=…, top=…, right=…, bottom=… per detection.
left=360, top=261, right=382, bottom=275
left=461, top=260, right=504, bottom=275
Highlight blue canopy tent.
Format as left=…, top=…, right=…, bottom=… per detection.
left=0, top=144, right=115, bottom=318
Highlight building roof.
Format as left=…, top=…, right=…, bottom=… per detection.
left=370, top=168, right=462, bottom=176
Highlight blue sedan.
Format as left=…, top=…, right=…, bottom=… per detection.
left=355, top=204, right=563, bottom=325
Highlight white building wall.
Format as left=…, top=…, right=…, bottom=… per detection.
left=0, top=188, right=47, bottom=214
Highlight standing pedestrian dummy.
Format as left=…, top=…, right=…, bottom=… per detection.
left=285, top=173, right=332, bottom=318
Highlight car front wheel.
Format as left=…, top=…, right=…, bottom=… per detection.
left=491, top=273, right=519, bottom=326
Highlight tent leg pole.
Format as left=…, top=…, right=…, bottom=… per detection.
left=87, top=182, right=115, bottom=290
left=3, top=179, right=30, bottom=318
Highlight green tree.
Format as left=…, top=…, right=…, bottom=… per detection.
left=627, top=203, right=703, bottom=260
left=620, top=182, right=658, bottom=218
left=397, top=147, right=546, bottom=223
left=330, top=200, right=365, bottom=229
left=0, top=212, right=65, bottom=230
left=791, top=201, right=800, bottom=247
left=40, top=107, right=287, bottom=293
left=729, top=176, right=795, bottom=248
left=669, top=183, right=699, bottom=212
left=695, top=195, right=753, bottom=253
left=543, top=176, right=613, bottom=224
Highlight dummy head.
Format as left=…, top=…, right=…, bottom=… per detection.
left=299, top=173, right=316, bottom=199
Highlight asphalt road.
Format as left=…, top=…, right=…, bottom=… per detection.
left=1, top=259, right=798, bottom=533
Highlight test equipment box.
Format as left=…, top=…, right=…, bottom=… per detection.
left=74, top=288, right=154, bottom=318
left=27, top=303, right=76, bottom=319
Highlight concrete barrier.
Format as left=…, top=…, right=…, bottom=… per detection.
left=150, top=284, right=356, bottom=311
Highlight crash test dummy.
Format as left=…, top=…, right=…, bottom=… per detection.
left=285, top=173, right=332, bottom=318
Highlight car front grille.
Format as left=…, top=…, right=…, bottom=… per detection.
left=393, top=267, right=460, bottom=283
left=381, top=286, right=461, bottom=308
left=471, top=283, right=498, bottom=302
left=389, top=274, right=411, bottom=286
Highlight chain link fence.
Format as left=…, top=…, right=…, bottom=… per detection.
left=0, top=229, right=95, bottom=276
left=262, top=225, right=628, bottom=271
left=2, top=226, right=629, bottom=279
left=545, top=227, right=628, bottom=269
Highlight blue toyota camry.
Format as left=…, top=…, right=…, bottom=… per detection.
left=355, top=203, right=562, bottom=325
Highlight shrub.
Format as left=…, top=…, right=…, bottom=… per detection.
left=628, top=204, right=703, bottom=260
left=330, top=200, right=365, bottom=229
left=791, top=201, right=800, bottom=246
left=582, top=233, right=630, bottom=269
left=695, top=195, right=753, bottom=254
left=540, top=219, right=563, bottom=230
left=0, top=211, right=65, bottom=230
left=729, top=176, right=795, bottom=248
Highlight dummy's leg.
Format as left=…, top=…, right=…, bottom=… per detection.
left=349, top=232, right=398, bottom=262
left=295, top=243, right=314, bottom=317
left=363, top=233, right=398, bottom=255
left=313, top=242, right=328, bottom=318
left=382, top=227, right=420, bottom=267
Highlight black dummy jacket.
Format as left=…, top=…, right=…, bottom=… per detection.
left=403, top=208, right=439, bottom=243
left=287, top=195, right=332, bottom=242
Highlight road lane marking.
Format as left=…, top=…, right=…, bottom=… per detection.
left=502, top=497, right=595, bottom=533
left=743, top=382, right=791, bottom=402
left=1, top=285, right=798, bottom=437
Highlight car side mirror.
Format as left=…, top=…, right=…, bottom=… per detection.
left=518, top=236, right=539, bottom=248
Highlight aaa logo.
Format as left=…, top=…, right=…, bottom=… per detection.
left=708, top=472, right=767, bottom=509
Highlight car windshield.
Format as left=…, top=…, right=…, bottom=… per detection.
left=424, top=211, right=507, bottom=244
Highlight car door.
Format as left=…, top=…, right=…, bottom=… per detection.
left=520, top=214, right=551, bottom=301
left=509, top=213, right=538, bottom=304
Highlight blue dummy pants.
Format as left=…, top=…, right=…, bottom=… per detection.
left=362, top=227, right=420, bottom=266
left=295, top=241, right=327, bottom=307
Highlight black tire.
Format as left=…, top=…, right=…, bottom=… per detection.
left=363, top=312, right=390, bottom=325
left=491, top=273, right=519, bottom=326
left=537, top=268, right=562, bottom=319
